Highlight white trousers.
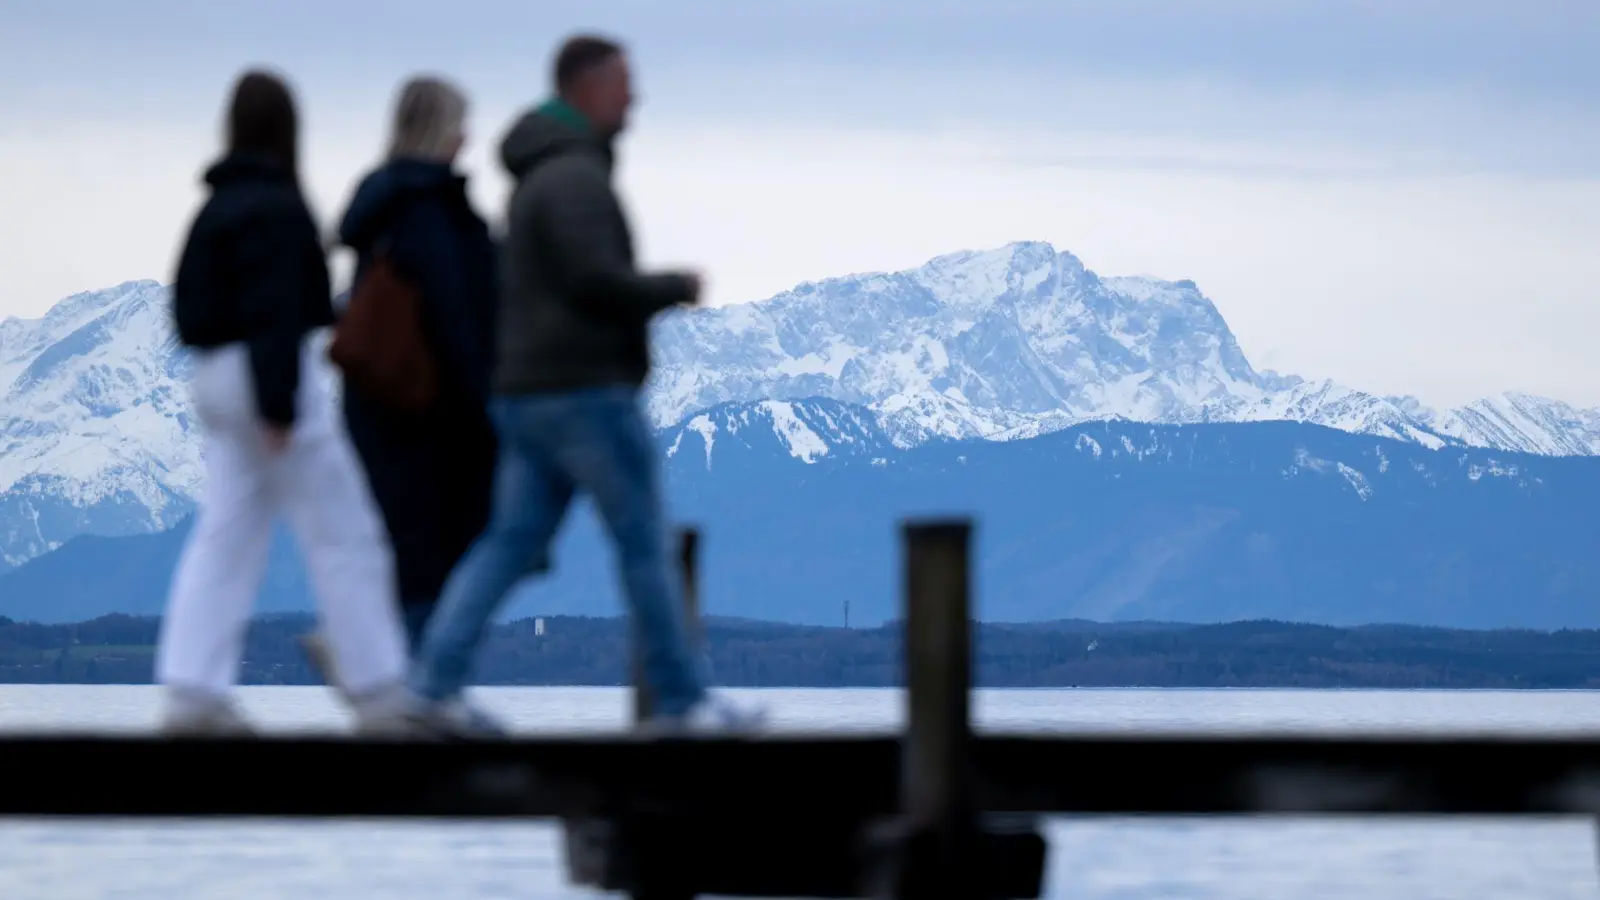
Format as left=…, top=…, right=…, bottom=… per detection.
left=155, top=342, right=408, bottom=699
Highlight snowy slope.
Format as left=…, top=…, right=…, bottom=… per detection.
left=649, top=244, right=1277, bottom=443
left=661, top=398, right=899, bottom=469
left=647, top=242, right=1589, bottom=451
left=0, top=281, right=198, bottom=566
left=0, top=280, right=340, bottom=568
left=2, top=241, right=1597, bottom=570
left=1407, top=392, right=1600, bottom=456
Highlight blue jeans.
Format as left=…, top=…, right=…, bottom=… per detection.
left=407, top=386, right=708, bottom=716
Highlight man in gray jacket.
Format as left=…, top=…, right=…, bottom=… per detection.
left=405, top=34, right=764, bottom=735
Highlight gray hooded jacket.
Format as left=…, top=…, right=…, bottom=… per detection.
left=493, top=100, right=693, bottom=395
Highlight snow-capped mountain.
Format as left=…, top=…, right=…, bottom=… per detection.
left=650, top=242, right=1278, bottom=444
left=0, top=281, right=197, bottom=566
left=649, top=242, right=1599, bottom=454
left=2, top=241, right=1597, bottom=571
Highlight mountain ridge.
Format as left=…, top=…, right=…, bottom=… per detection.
left=2, top=241, right=1597, bottom=570
left=3, top=409, right=1596, bottom=629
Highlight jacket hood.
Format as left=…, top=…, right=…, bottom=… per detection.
left=203, top=153, right=293, bottom=187
left=499, top=98, right=611, bottom=178
left=337, top=158, right=463, bottom=251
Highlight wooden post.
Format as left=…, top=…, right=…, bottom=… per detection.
left=679, top=527, right=701, bottom=624
left=632, top=526, right=701, bottom=724
left=626, top=527, right=702, bottom=900
left=897, top=518, right=977, bottom=898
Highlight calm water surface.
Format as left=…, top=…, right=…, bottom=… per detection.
left=1, top=685, right=1598, bottom=899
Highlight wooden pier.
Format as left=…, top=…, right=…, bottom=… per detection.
left=3, top=518, right=1600, bottom=898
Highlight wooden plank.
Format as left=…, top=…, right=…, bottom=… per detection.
left=3, top=732, right=1600, bottom=818
left=0, top=733, right=894, bottom=819
left=566, top=811, right=876, bottom=898
left=972, top=732, right=1600, bottom=815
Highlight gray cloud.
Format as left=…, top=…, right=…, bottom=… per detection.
left=5, top=0, right=1595, bottom=178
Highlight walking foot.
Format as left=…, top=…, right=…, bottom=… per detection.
left=401, top=694, right=510, bottom=740
left=637, top=693, right=768, bottom=737
left=346, top=682, right=430, bottom=737
left=160, top=690, right=256, bottom=737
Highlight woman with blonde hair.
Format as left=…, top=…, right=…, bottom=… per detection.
left=311, top=75, right=499, bottom=704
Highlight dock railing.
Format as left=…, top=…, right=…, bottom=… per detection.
left=3, top=517, right=1599, bottom=899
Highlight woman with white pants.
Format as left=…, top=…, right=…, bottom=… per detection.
left=155, top=69, right=411, bottom=735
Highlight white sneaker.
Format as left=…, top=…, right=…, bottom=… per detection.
left=347, top=682, right=427, bottom=737
left=301, top=633, right=426, bottom=737
left=160, top=691, right=255, bottom=737
left=638, top=693, right=768, bottom=737
left=403, top=694, right=509, bottom=739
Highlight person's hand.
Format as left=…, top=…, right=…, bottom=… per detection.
left=262, top=424, right=291, bottom=454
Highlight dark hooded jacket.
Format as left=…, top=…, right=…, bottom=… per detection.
left=336, top=158, right=499, bottom=621
left=494, top=99, right=696, bottom=395
left=171, top=154, right=335, bottom=427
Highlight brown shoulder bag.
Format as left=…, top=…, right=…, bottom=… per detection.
left=328, top=243, right=439, bottom=412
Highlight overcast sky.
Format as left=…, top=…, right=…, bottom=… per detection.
left=2, top=0, right=1596, bottom=407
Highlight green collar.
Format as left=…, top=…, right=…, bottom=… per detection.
left=536, top=97, right=591, bottom=134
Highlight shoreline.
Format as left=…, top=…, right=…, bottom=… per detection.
left=4, top=613, right=1600, bottom=690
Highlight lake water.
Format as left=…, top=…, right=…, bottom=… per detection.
left=1, top=685, right=1599, bottom=899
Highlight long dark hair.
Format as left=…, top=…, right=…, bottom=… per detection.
left=225, top=69, right=298, bottom=176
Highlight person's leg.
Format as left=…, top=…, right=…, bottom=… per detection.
left=408, top=397, right=573, bottom=705
left=156, top=427, right=275, bottom=723
left=341, top=396, right=442, bottom=656
left=401, top=417, right=499, bottom=654
left=155, top=348, right=276, bottom=732
left=553, top=388, right=708, bottom=718
left=277, top=380, right=409, bottom=711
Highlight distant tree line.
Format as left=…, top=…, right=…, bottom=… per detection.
left=2, top=613, right=1599, bottom=688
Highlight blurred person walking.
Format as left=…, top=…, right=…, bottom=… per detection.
left=298, top=76, right=500, bottom=694
left=155, top=69, right=412, bottom=735
left=404, top=35, right=765, bottom=736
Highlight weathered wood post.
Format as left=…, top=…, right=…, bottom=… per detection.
left=567, top=526, right=704, bottom=900
left=864, top=519, right=980, bottom=898
left=633, top=526, right=702, bottom=723
left=902, top=519, right=974, bottom=833
left=862, top=517, right=1045, bottom=900
left=572, top=517, right=1041, bottom=900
